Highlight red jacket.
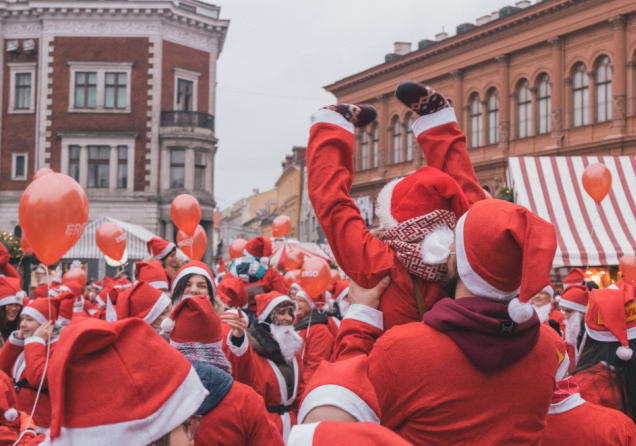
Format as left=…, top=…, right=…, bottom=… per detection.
left=331, top=305, right=383, bottom=361
left=296, top=322, right=334, bottom=384
left=288, top=421, right=414, bottom=446
left=575, top=362, right=625, bottom=412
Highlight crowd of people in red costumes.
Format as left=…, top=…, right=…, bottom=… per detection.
left=0, top=80, right=634, bottom=445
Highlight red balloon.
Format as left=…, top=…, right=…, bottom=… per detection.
left=582, top=163, right=612, bottom=204
left=229, top=239, right=247, bottom=260
left=300, top=257, right=331, bottom=298
left=284, top=248, right=305, bottom=271
left=177, top=225, right=208, bottom=261
left=63, top=268, right=87, bottom=288
left=620, top=255, right=636, bottom=281
left=328, top=269, right=341, bottom=290
left=19, top=173, right=89, bottom=265
left=170, top=194, right=201, bottom=236
left=33, top=168, right=54, bottom=181
left=284, top=269, right=301, bottom=286
left=20, top=235, right=34, bottom=255
left=95, top=222, right=127, bottom=261
left=272, top=215, right=292, bottom=238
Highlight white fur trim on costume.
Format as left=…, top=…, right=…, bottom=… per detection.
left=421, top=227, right=454, bottom=265
left=0, top=295, right=23, bottom=306
left=455, top=213, right=520, bottom=301
left=25, top=337, right=46, bottom=346
left=290, top=283, right=301, bottom=292
left=297, top=384, right=381, bottom=424
left=258, top=295, right=293, bottom=323
left=608, top=284, right=619, bottom=290
left=296, top=290, right=316, bottom=310
left=287, top=422, right=319, bottom=446
left=170, top=266, right=214, bottom=294
left=586, top=325, right=636, bottom=342
left=375, top=177, right=403, bottom=229
left=160, top=317, right=175, bottom=333
left=310, top=108, right=355, bottom=134
left=617, top=346, right=633, bottom=361
left=4, top=408, right=17, bottom=422
left=8, top=332, right=24, bottom=347
left=559, top=299, right=588, bottom=313
left=556, top=353, right=570, bottom=381
left=96, top=296, right=106, bottom=308
left=105, top=297, right=117, bottom=323
left=344, top=304, right=383, bottom=331
left=43, top=366, right=208, bottom=446
left=155, top=242, right=176, bottom=260
left=334, top=287, right=349, bottom=305
left=412, top=107, right=457, bottom=137
left=22, top=307, right=48, bottom=325
left=226, top=331, right=249, bottom=357
left=548, top=393, right=586, bottom=415
left=267, top=357, right=298, bottom=443
left=142, top=293, right=171, bottom=325
left=223, top=308, right=250, bottom=326
left=508, top=298, right=534, bottom=323
left=148, top=280, right=169, bottom=291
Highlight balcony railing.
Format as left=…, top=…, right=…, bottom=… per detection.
left=161, top=111, right=215, bottom=131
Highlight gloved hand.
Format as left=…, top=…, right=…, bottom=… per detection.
left=70, top=260, right=82, bottom=270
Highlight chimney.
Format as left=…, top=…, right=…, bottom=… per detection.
left=435, top=32, right=449, bottom=42
left=418, top=39, right=437, bottom=50
left=476, top=14, right=492, bottom=26
left=393, top=42, right=412, bottom=55
left=515, top=0, right=532, bottom=8
left=490, top=11, right=500, bottom=20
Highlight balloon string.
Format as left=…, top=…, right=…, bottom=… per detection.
left=585, top=202, right=602, bottom=270
left=190, top=236, right=194, bottom=260
left=13, top=265, right=53, bottom=445
left=17, top=253, right=25, bottom=268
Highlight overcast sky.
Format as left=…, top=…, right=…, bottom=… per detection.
left=213, top=0, right=523, bottom=209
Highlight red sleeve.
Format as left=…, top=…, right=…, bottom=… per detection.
left=332, top=318, right=383, bottom=361
left=0, top=244, right=20, bottom=281
left=300, top=325, right=334, bottom=384
left=0, top=338, right=23, bottom=376
left=23, top=341, right=50, bottom=388
left=224, top=334, right=259, bottom=387
left=242, top=387, right=285, bottom=446
left=17, top=411, right=39, bottom=445
left=368, top=339, right=406, bottom=430
left=307, top=113, right=395, bottom=288
left=264, top=269, right=290, bottom=296
left=414, top=113, right=486, bottom=205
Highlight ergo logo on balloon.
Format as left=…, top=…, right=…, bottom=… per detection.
left=302, top=270, right=319, bottom=278
left=65, top=223, right=87, bottom=236
left=115, top=234, right=127, bottom=243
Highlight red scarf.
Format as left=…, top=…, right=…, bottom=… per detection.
left=552, top=376, right=581, bottom=405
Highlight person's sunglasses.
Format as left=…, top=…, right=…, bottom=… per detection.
left=182, top=414, right=202, bottom=440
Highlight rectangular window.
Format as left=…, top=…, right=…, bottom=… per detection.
left=176, top=79, right=194, bottom=111
left=88, top=145, right=110, bottom=188
left=69, top=145, right=80, bottom=182
left=12, top=153, right=27, bottom=180
left=194, top=151, right=206, bottom=190
left=360, top=131, right=369, bottom=171
left=170, top=149, right=185, bottom=189
left=15, top=73, right=31, bottom=110
left=372, top=126, right=379, bottom=168
left=105, top=73, right=128, bottom=110
left=117, top=146, right=128, bottom=189
left=75, top=72, right=98, bottom=109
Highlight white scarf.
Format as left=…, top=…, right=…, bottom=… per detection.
left=564, top=311, right=583, bottom=358
left=532, top=303, right=552, bottom=323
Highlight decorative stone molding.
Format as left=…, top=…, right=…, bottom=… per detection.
left=495, top=54, right=510, bottom=67
left=547, top=36, right=562, bottom=50
left=450, top=69, right=464, bottom=80
left=612, top=95, right=627, bottom=128
left=609, top=15, right=627, bottom=31
left=551, top=108, right=564, bottom=139
left=498, top=121, right=510, bottom=145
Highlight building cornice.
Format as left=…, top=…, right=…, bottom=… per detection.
left=325, top=0, right=591, bottom=95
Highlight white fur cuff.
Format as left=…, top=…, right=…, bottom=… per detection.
left=421, top=227, right=454, bottom=265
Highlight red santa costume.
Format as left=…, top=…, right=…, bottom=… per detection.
left=288, top=422, right=413, bottom=446
left=226, top=291, right=303, bottom=442
left=559, top=284, right=589, bottom=367
left=0, top=277, right=29, bottom=343
left=0, top=370, right=41, bottom=445
left=364, top=200, right=558, bottom=444
left=294, top=288, right=334, bottom=384
left=42, top=318, right=208, bottom=445
left=0, top=297, right=63, bottom=429
left=563, top=268, right=586, bottom=290
left=115, top=281, right=172, bottom=330
left=170, top=261, right=217, bottom=305
left=217, top=276, right=249, bottom=310
left=134, top=261, right=169, bottom=292
left=307, top=107, right=473, bottom=330
left=146, top=236, right=178, bottom=281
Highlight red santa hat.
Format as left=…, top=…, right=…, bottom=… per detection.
left=297, top=355, right=381, bottom=424
left=22, top=295, right=61, bottom=324
left=244, top=236, right=272, bottom=258
left=296, top=288, right=326, bottom=311
left=255, top=291, right=294, bottom=323
left=0, top=375, right=18, bottom=426
left=563, top=268, right=586, bottom=289
left=161, top=296, right=222, bottom=346
left=46, top=318, right=208, bottom=444
left=102, top=276, right=118, bottom=290
left=217, top=276, right=248, bottom=309
left=33, top=283, right=49, bottom=299
left=171, top=261, right=216, bottom=297
left=135, top=261, right=169, bottom=291
left=146, top=237, right=177, bottom=260
left=0, top=277, right=27, bottom=307
left=559, top=285, right=589, bottom=314
left=375, top=166, right=470, bottom=230
left=455, top=200, right=557, bottom=323
left=57, top=292, right=78, bottom=325
left=92, top=280, right=104, bottom=291
left=118, top=278, right=132, bottom=290
left=585, top=283, right=636, bottom=361
left=544, top=324, right=570, bottom=381
left=57, top=280, right=83, bottom=297
left=116, top=282, right=171, bottom=325
left=332, top=280, right=350, bottom=305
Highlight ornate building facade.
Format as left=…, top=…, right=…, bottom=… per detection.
left=325, top=0, right=636, bottom=227
left=0, top=0, right=229, bottom=257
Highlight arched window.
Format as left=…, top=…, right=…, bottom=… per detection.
left=470, top=94, right=482, bottom=148
left=372, top=123, right=379, bottom=168
left=573, top=63, right=589, bottom=127
left=392, top=116, right=402, bottom=164
left=405, top=113, right=414, bottom=161
left=487, top=89, right=499, bottom=145
left=518, top=80, right=532, bottom=138
left=537, top=74, right=551, bottom=134
left=596, top=56, right=612, bottom=122
left=360, top=129, right=369, bottom=170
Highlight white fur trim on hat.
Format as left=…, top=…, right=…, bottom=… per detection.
left=559, top=299, right=587, bottom=314
left=287, top=422, right=319, bottom=446
left=334, top=287, right=349, bottom=305
left=290, top=283, right=301, bottom=292
left=171, top=266, right=214, bottom=294
left=4, top=408, right=17, bottom=422
left=375, top=177, right=403, bottom=229
left=160, top=317, right=175, bottom=333
left=455, top=212, right=520, bottom=301
left=617, top=346, right=633, bottom=361
left=22, top=307, right=47, bottom=325
left=508, top=297, right=534, bottom=323
left=548, top=393, right=585, bottom=415
left=421, top=226, right=454, bottom=265
left=143, top=293, right=172, bottom=325
left=0, top=295, right=24, bottom=306
left=310, top=109, right=354, bottom=134
left=412, top=107, right=457, bottom=137
left=295, top=289, right=316, bottom=310
left=297, top=384, right=380, bottom=424
left=585, top=325, right=636, bottom=343
left=155, top=242, right=176, bottom=260
left=258, top=295, right=293, bottom=323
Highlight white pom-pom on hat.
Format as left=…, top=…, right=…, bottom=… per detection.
left=508, top=297, right=534, bottom=324
left=617, top=345, right=633, bottom=361
left=421, top=227, right=454, bottom=265
left=4, top=408, right=17, bottom=422
left=160, top=317, right=175, bottom=333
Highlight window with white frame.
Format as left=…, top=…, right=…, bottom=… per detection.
left=487, top=89, right=499, bottom=145
left=69, top=146, right=80, bottom=182
left=171, top=149, right=186, bottom=189
left=469, top=94, right=482, bottom=148
left=360, top=130, right=369, bottom=170
left=11, top=153, right=27, bottom=180
left=68, top=62, right=132, bottom=113
left=517, top=80, right=532, bottom=138
left=392, top=116, right=402, bottom=164
left=117, top=146, right=128, bottom=189
left=174, top=68, right=200, bottom=111
left=9, top=63, right=36, bottom=113
left=371, top=123, right=379, bottom=168
left=572, top=63, right=589, bottom=127
left=194, top=151, right=207, bottom=190
left=405, top=113, right=414, bottom=162
left=596, top=56, right=612, bottom=123
left=88, top=146, right=110, bottom=188
left=537, top=74, right=551, bottom=134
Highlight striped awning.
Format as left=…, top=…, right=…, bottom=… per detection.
left=508, top=156, right=636, bottom=267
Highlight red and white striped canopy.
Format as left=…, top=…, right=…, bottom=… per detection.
left=508, top=156, right=636, bottom=267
